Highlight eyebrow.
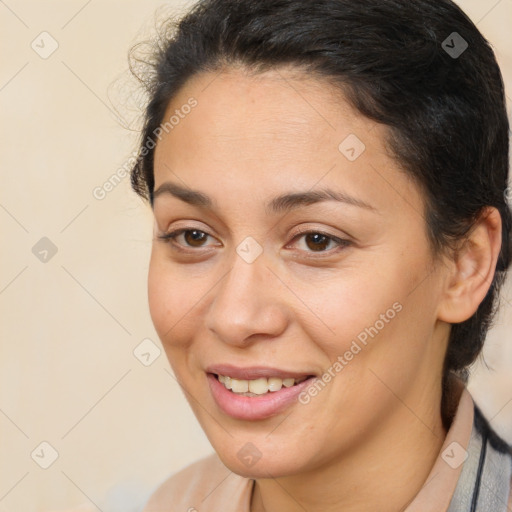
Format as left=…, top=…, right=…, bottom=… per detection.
left=151, top=182, right=377, bottom=214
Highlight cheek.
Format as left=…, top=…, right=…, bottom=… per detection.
left=289, top=264, right=403, bottom=356
left=147, top=262, right=197, bottom=382
left=148, top=257, right=167, bottom=332
left=147, top=255, right=191, bottom=345
left=147, top=251, right=219, bottom=363
left=298, top=250, right=434, bottom=369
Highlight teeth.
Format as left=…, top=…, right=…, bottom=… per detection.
left=230, top=378, right=249, bottom=393
left=217, top=374, right=308, bottom=395
left=268, top=377, right=283, bottom=392
left=249, top=378, right=268, bottom=395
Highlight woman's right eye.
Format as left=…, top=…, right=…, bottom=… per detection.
left=157, top=228, right=216, bottom=249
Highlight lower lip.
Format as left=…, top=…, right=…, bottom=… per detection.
left=207, top=373, right=316, bottom=421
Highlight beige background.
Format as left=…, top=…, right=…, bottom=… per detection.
left=1, top=1, right=511, bottom=510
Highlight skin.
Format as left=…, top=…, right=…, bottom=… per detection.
left=147, top=66, right=502, bottom=512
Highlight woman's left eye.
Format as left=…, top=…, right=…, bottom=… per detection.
left=157, top=227, right=350, bottom=256
left=288, top=231, right=351, bottom=254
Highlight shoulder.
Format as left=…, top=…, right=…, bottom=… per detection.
left=142, top=452, right=253, bottom=512
left=473, top=404, right=512, bottom=456
left=471, top=403, right=512, bottom=510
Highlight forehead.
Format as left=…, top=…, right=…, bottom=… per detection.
left=157, top=66, right=360, bottom=148
left=152, top=66, right=423, bottom=219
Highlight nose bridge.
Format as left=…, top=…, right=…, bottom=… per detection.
left=205, top=249, right=287, bottom=345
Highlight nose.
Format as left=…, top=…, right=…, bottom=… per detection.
left=204, top=250, right=289, bottom=348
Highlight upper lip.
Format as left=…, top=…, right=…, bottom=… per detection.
left=206, top=364, right=315, bottom=380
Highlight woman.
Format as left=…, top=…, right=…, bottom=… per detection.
left=130, top=0, right=512, bottom=510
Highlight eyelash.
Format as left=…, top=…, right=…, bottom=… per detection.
left=156, top=227, right=351, bottom=257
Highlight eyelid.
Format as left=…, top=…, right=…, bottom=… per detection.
left=288, top=224, right=349, bottom=241
left=156, top=227, right=220, bottom=249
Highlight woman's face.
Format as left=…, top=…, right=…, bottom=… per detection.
left=148, top=67, right=451, bottom=477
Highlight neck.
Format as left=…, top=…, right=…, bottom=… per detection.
left=250, top=380, right=449, bottom=512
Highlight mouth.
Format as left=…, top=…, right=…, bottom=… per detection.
left=205, top=365, right=318, bottom=420
left=212, top=373, right=312, bottom=397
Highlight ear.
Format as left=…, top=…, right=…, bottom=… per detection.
left=437, top=207, right=502, bottom=324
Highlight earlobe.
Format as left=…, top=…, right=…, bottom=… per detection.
left=437, top=207, right=502, bottom=324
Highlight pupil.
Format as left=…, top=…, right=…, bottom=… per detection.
left=306, top=233, right=328, bottom=251
left=185, top=230, right=207, bottom=246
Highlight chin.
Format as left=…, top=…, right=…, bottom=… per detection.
left=213, top=444, right=308, bottom=479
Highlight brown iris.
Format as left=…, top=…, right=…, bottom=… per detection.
left=304, top=233, right=330, bottom=252
left=184, top=230, right=208, bottom=247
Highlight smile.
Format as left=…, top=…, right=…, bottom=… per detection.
left=206, top=368, right=317, bottom=420
left=216, top=374, right=309, bottom=396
